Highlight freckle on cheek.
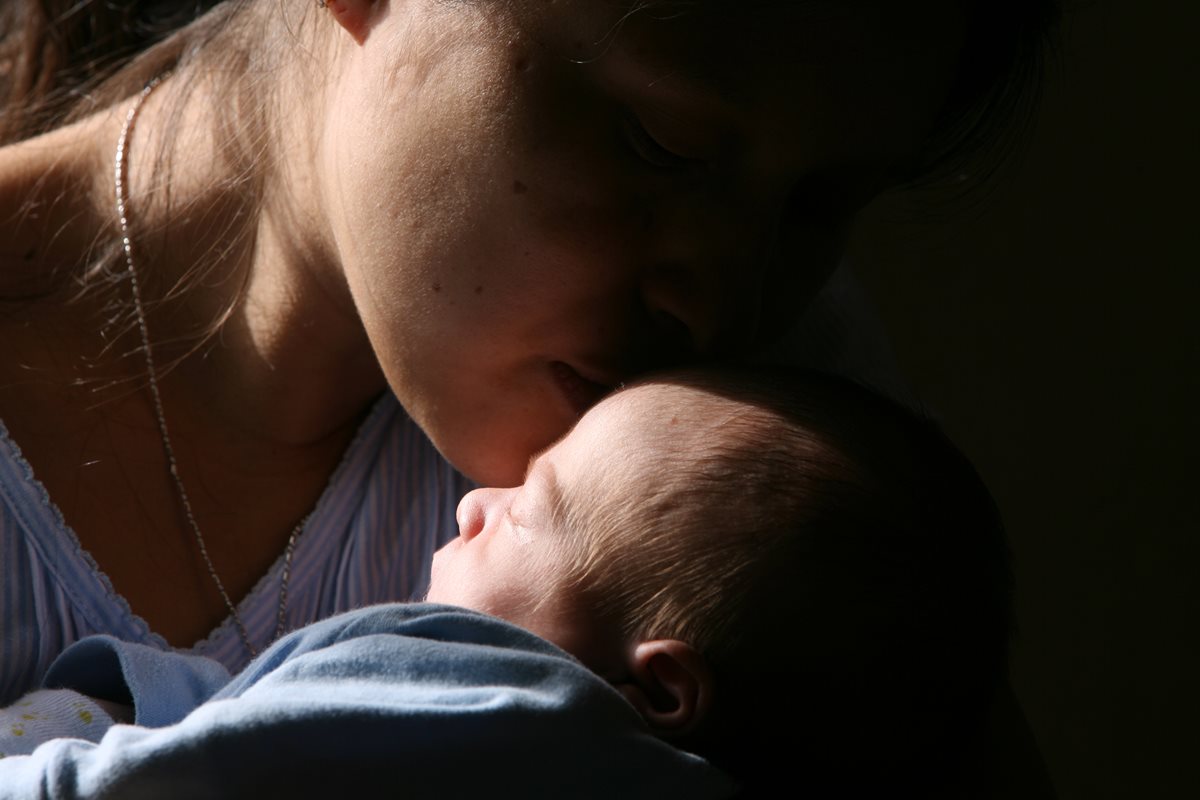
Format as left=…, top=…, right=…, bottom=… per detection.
left=475, top=285, right=483, bottom=294
left=432, top=282, right=442, bottom=293
left=512, top=180, right=528, bottom=194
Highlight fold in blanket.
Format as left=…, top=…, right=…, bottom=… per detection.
left=0, top=604, right=735, bottom=799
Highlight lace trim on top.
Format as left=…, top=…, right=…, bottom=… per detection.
left=0, top=392, right=397, bottom=660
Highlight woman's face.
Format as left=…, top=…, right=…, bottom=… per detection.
left=320, top=0, right=962, bottom=486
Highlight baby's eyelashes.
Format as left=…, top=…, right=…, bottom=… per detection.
left=504, top=500, right=537, bottom=545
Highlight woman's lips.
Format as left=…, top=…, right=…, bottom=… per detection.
left=550, top=361, right=611, bottom=416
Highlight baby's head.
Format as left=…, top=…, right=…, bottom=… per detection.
left=428, top=366, right=1009, bottom=795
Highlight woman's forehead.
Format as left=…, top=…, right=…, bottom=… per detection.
left=513, top=0, right=965, bottom=178
left=513, top=2, right=962, bottom=81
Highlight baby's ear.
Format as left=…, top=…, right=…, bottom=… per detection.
left=616, top=640, right=713, bottom=738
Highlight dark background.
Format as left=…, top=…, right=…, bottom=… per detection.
left=847, top=1, right=1196, bottom=797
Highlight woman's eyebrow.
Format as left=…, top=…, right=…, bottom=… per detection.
left=599, top=37, right=742, bottom=118
left=644, top=68, right=736, bottom=105
left=628, top=64, right=745, bottom=124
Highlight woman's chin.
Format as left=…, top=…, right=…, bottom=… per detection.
left=439, top=431, right=559, bottom=488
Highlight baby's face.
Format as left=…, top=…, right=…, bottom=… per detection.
left=427, top=381, right=732, bottom=658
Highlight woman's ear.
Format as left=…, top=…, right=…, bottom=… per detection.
left=322, top=1, right=377, bottom=46
left=616, top=640, right=714, bottom=738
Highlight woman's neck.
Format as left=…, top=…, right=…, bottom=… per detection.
left=0, top=70, right=387, bottom=449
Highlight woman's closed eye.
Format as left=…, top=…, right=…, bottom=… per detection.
left=622, top=112, right=697, bottom=170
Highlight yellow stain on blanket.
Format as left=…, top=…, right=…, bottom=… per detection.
left=71, top=700, right=94, bottom=724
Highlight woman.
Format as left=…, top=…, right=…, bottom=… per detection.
left=0, top=0, right=1054, bottom=704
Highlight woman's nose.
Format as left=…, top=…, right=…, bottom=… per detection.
left=638, top=187, right=848, bottom=358
left=640, top=237, right=766, bottom=359
left=455, top=487, right=509, bottom=541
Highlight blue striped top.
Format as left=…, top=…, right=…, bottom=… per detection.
left=0, top=392, right=475, bottom=705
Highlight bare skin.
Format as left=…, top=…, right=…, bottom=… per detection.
left=0, top=94, right=383, bottom=645
left=0, top=0, right=963, bottom=646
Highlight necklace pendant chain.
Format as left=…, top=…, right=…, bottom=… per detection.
left=115, top=74, right=302, bottom=658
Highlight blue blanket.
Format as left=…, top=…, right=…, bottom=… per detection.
left=0, top=604, right=734, bottom=798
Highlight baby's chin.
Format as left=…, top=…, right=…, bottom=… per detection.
left=422, top=578, right=456, bottom=607
left=423, top=543, right=454, bottom=603
left=424, top=539, right=479, bottom=608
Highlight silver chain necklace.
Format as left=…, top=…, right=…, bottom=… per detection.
left=115, top=74, right=302, bottom=657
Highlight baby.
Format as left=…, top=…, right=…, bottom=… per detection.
left=0, top=367, right=1009, bottom=798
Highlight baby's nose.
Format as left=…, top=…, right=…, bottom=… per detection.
left=455, top=487, right=520, bottom=541
left=455, top=489, right=493, bottom=541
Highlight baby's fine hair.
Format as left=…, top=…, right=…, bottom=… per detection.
left=564, top=366, right=1011, bottom=797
